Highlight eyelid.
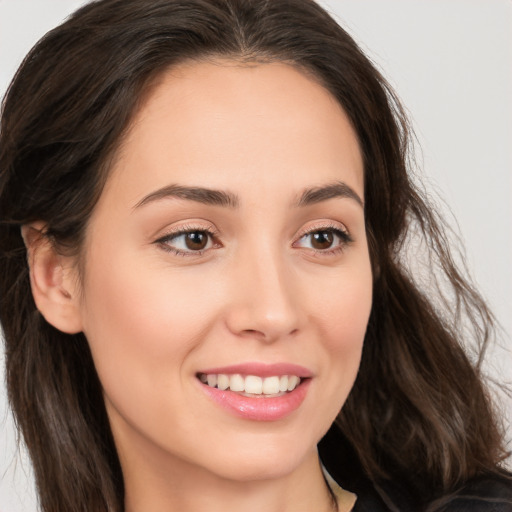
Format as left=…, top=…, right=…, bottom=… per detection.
left=294, top=220, right=352, bottom=242
left=152, top=219, right=353, bottom=257
left=156, top=222, right=219, bottom=239
left=292, top=220, right=353, bottom=254
left=154, top=222, right=221, bottom=256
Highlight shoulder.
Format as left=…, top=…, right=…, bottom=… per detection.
left=349, top=473, right=512, bottom=512
left=429, top=473, right=512, bottom=512
left=318, top=424, right=512, bottom=511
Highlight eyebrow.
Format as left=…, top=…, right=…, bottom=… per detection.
left=295, top=181, right=364, bottom=208
left=134, top=184, right=239, bottom=209
left=133, top=180, right=363, bottom=210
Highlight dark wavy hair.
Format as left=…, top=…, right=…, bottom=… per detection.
left=0, top=0, right=508, bottom=511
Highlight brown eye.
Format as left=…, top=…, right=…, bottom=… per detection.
left=185, top=231, right=208, bottom=250
left=310, top=231, right=334, bottom=250
left=294, top=226, right=351, bottom=253
left=158, top=229, right=215, bottom=255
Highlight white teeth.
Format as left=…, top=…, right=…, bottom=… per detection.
left=287, top=375, right=300, bottom=391
left=229, top=374, right=245, bottom=392
left=245, top=375, right=263, bottom=394
left=217, top=373, right=229, bottom=390
left=263, top=376, right=280, bottom=394
left=201, top=373, right=302, bottom=394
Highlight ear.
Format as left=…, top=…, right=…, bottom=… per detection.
left=21, top=222, right=83, bottom=334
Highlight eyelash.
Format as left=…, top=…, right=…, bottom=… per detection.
left=155, top=224, right=221, bottom=257
left=155, top=223, right=353, bottom=257
left=293, top=223, right=353, bottom=256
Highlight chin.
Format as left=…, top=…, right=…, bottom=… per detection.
left=212, top=457, right=303, bottom=483
left=196, top=433, right=317, bottom=483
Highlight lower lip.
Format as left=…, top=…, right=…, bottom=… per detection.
left=199, top=379, right=311, bottom=421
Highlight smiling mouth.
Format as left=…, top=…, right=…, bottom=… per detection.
left=197, top=373, right=303, bottom=397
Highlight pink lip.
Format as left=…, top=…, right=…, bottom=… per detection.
left=199, top=379, right=311, bottom=421
left=196, top=362, right=313, bottom=422
left=198, top=362, right=313, bottom=378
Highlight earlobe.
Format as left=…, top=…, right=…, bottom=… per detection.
left=21, top=222, right=83, bottom=334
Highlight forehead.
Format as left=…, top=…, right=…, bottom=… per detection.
left=105, top=59, right=364, bottom=205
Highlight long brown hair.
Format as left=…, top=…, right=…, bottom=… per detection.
left=0, top=1, right=508, bottom=511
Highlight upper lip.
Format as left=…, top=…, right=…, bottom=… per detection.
left=197, top=362, right=313, bottom=378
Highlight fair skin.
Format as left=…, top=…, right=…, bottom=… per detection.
left=25, top=60, right=372, bottom=512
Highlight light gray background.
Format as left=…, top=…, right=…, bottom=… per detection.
left=1, top=1, right=511, bottom=510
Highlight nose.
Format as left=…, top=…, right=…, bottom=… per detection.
left=224, top=245, right=301, bottom=343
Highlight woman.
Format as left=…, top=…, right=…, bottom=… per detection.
left=0, top=0, right=510, bottom=511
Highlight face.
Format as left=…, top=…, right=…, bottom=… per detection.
left=73, top=60, right=372, bottom=483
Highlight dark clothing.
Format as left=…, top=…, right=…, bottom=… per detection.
left=318, top=425, right=512, bottom=512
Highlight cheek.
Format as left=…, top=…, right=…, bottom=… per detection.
left=310, top=261, right=372, bottom=405
left=78, top=253, right=220, bottom=409
left=314, top=261, right=373, bottom=347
